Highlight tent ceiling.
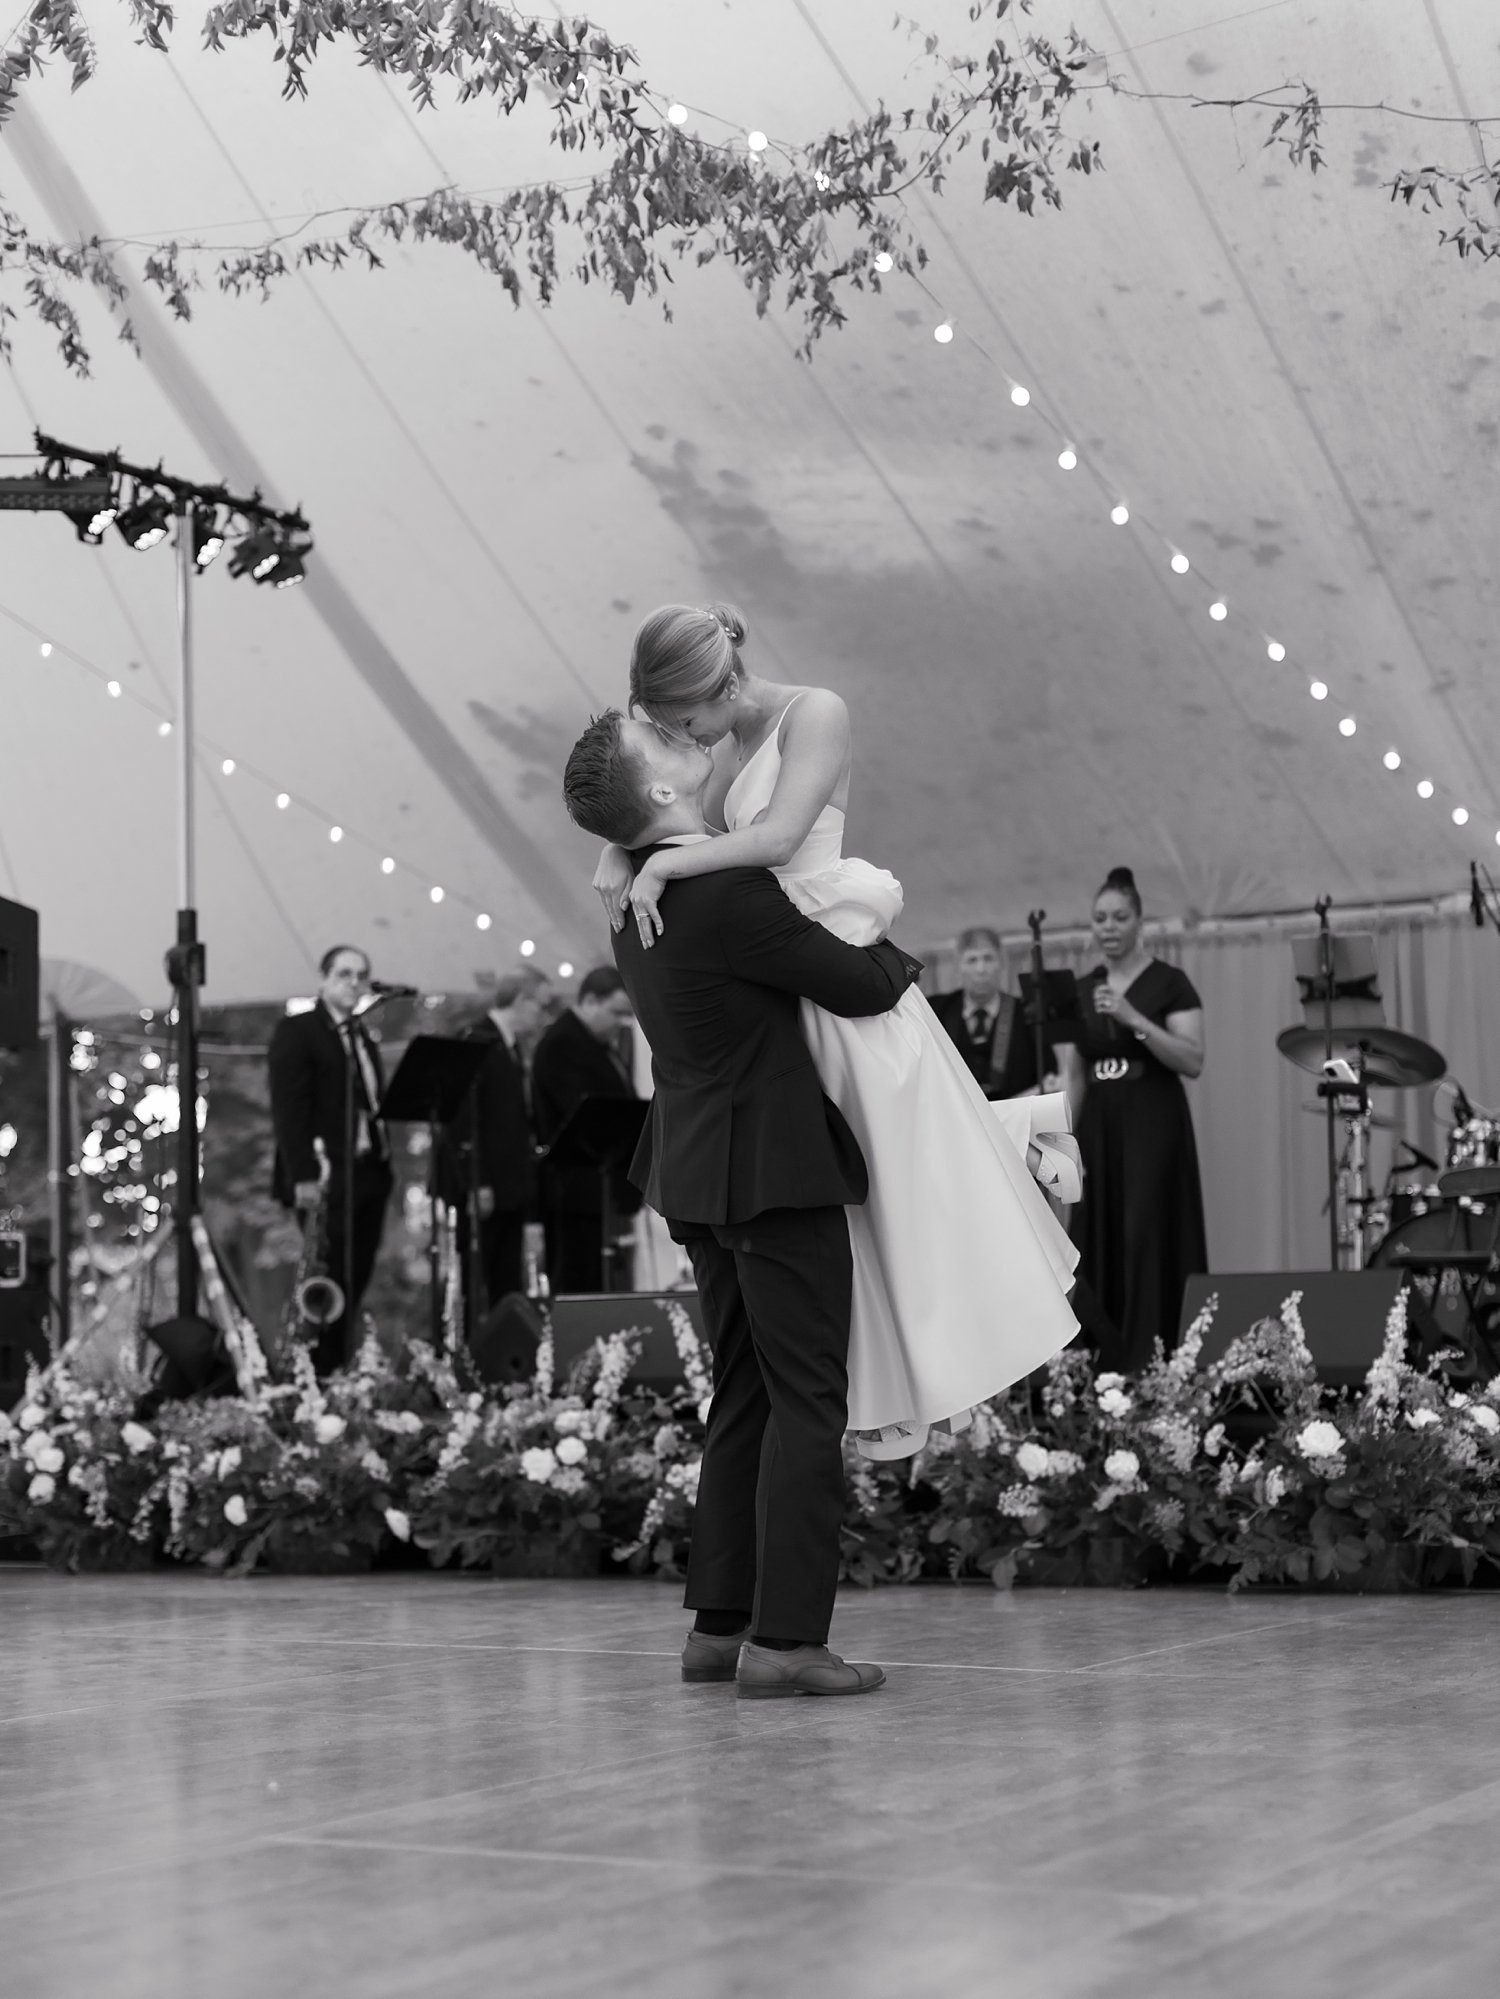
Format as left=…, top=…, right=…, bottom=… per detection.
left=1, top=0, right=1496, bottom=1004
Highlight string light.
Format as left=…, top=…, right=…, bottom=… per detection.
left=1417, top=780, right=1435, bottom=799
left=380, top=856, right=395, bottom=874
left=872, top=251, right=894, bottom=273
left=1110, top=504, right=1129, bottom=526
left=1170, top=551, right=1189, bottom=575
left=1009, top=383, right=1030, bottom=407
left=666, top=102, right=688, bottom=125
left=1267, top=641, right=1286, bottom=662
left=1384, top=750, right=1401, bottom=771
left=746, top=130, right=768, bottom=152
left=329, top=825, right=343, bottom=842
left=558, top=960, right=575, bottom=978
left=1453, top=807, right=1470, bottom=826
left=1309, top=681, right=1328, bottom=701
left=1339, top=717, right=1357, bottom=737
left=220, top=757, right=235, bottom=775
left=429, top=886, right=444, bottom=903
left=475, top=913, right=491, bottom=931
left=157, top=720, right=172, bottom=736
left=39, top=641, right=51, bottom=657
left=1057, top=448, right=1077, bottom=471
left=519, top=939, right=537, bottom=958
left=1209, top=600, right=1228, bottom=621
left=276, top=792, right=290, bottom=808
left=107, top=679, right=121, bottom=697
left=933, top=322, right=954, bottom=344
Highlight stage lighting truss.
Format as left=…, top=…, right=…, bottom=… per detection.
left=13, top=431, right=312, bottom=588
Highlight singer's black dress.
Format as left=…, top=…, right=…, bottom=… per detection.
left=1064, top=961, right=1207, bottom=1372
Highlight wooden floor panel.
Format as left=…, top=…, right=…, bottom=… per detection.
left=3, top=1572, right=1496, bottom=1998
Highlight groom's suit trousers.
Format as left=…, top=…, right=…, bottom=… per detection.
left=676, top=1204, right=853, bottom=1645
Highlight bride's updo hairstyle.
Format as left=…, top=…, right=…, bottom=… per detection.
left=1095, top=865, right=1143, bottom=918
left=629, top=602, right=747, bottom=731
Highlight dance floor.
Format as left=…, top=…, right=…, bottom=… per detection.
left=4, top=1572, right=1497, bottom=1998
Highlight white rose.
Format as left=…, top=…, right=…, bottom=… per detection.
left=1203, top=1423, right=1226, bottom=1458
left=553, top=1409, right=586, bottom=1436
left=18, top=1404, right=46, bottom=1432
left=1094, top=1372, right=1126, bottom=1393
left=1103, top=1448, right=1141, bottom=1484
left=1469, top=1405, right=1500, bottom=1436
left=33, top=1445, right=64, bottom=1475
left=216, top=1446, right=242, bottom=1478
left=1295, top=1420, right=1344, bottom=1461
left=223, top=1494, right=249, bottom=1527
left=554, top=1435, right=588, bottom=1467
left=27, top=1472, right=56, bottom=1503
left=21, top=1429, right=52, bottom=1462
left=1097, top=1388, right=1133, bottom=1417
left=314, top=1414, right=346, bottom=1445
left=1264, top=1466, right=1288, bottom=1506
left=384, top=1507, right=412, bottom=1542
left=1407, top=1408, right=1441, bottom=1430
left=120, top=1421, right=155, bottom=1456
left=1015, top=1441, right=1050, bottom=1481
left=520, top=1446, right=558, bottom=1484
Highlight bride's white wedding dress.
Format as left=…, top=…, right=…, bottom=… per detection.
left=724, top=707, right=1080, bottom=1455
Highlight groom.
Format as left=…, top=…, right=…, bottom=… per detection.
left=563, top=711, right=921, bottom=1698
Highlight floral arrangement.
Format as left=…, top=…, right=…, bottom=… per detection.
left=5, top=1290, right=1500, bottom=1591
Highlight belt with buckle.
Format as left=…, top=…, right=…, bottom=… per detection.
left=1091, top=1057, right=1144, bottom=1083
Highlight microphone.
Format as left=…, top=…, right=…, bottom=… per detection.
left=367, top=980, right=419, bottom=999
left=1472, top=860, right=1485, bottom=929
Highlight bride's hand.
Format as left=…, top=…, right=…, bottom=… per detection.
left=591, top=844, right=634, bottom=933
left=626, top=855, right=673, bottom=948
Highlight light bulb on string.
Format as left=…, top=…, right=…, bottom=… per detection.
left=1170, top=551, right=1189, bottom=575
left=1453, top=807, right=1470, bottom=826
left=559, top=961, right=575, bottom=979
left=1417, top=780, right=1435, bottom=799
left=220, top=758, right=235, bottom=776
left=475, top=914, right=491, bottom=931
left=39, top=642, right=52, bottom=658
left=1309, top=681, right=1328, bottom=701
left=1110, top=504, right=1129, bottom=526
left=666, top=102, right=688, bottom=125
left=276, top=792, right=290, bottom=809
left=380, top=857, right=395, bottom=874
left=158, top=721, right=172, bottom=737
left=1209, top=601, right=1228, bottom=622
left=430, top=886, right=444, bottom=904
left=872, top=251, right=894, bottom=274
left=1383, top=751, right=1401, bottom=771
left=106, top=680, right=121, bottom=697
left=329, top=825, right=343, bottom=842
left=1338, top=717, right=1357, bottom=737
left=1009, top=383, right=1030, bottom=407
left=933, top=322, right=954, bottom=344
left=1057, top=448, right=1077, bottom=471
left=746, top=130, right=768, bottom=152
left=520, top=939, right=537, bottom=958
left=1267, top=641, right=1286, bottom=662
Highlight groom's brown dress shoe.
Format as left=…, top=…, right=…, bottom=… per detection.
left=681, top=1628, right=750, bottom=1682
left=735, top=1642, right=886, bottom=1700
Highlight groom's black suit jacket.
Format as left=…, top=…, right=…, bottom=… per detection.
left=613, top=845, right=923, bottom=1225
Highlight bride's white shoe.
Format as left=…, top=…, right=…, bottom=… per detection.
left=1029, top=1133, right=1083, bottom=1205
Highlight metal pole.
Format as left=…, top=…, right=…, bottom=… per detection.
left=46, top=1008, right=71, bottom=1346
left=173, top=502, right=202, bottom=1319
left=1317, top=897, right=1339, bottom=1271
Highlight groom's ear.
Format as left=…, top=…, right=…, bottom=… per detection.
left=645, top=780, right=677, bottom=806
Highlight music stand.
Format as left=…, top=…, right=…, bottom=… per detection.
left=539, top=1096, right=649, bottom=1293
left=380, top=1035, right=494, bottom=1345
left=1017, top=970, right=1080, bottom=1090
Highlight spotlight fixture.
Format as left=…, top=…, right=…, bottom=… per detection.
left=192, top=510, right=226, bottom=569
left=227, top=522, right=282, bottom=582
left=114, top=487, right=173, bottom=551
left=269, top=538, right=309, bottom=589
left=64, top=481, right=120, bottom=544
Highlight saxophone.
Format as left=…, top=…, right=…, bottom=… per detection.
left=291, top=1137, right=345, bottom=1330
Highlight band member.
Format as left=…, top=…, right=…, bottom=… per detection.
left=931, top=927, right=1019, bottom=1097
left=268, top=945, right=393, bottom=1375
left=439, top=968, right=552, bottom=1320
left=531, top=964, right=643, bottom=1293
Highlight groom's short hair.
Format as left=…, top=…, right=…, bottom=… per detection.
left=563, top=709, right=654, bottom=846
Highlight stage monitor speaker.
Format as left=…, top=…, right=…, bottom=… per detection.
left=1179, top=1270, right=1405, bottom=1389
left=469, top=1290, right=705, bottom=1392
left=0, top=894, right=39, bottom=1052
left=0, top=1237, right=51, bottom=1409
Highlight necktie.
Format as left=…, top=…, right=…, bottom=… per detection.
left=969, top=1008, right=993, bottom=1047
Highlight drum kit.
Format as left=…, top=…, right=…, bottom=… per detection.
left=1277, top=909, right=1500, bottom=1374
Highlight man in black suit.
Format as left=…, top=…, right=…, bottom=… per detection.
left=563, top=709, right=921, bottom=1699
left=531, top=963, right=642, bottom=1294
left=439, top=968, right=552, bottom=1320
left=268, top=944, right=393, bottom=1375
left=930, top=924, right=1041, bottom=1099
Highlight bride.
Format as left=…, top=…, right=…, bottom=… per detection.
left=593, top=602, right=1080, bottom=1457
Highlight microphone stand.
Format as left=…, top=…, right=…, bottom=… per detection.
left=1027, top=909, right=1048, bottom=1093
left=1315, top=896, right=1339, bottom=1271
left=343, top=988, right=402, bottom=1358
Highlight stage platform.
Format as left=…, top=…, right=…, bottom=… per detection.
left=3, top=1572, right=1497, bottom=1999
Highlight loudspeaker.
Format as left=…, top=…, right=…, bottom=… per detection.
left=1178, top=1270, right=1406, bottom=1389
left=0, top=895, right=39, bottom=1052
left=468, top=1290, right=705, bottom=1391
left=0, top=1237, right=51, bottom=1408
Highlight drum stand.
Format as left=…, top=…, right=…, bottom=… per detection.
left=1321, top=1058, right=1376, bottom=1271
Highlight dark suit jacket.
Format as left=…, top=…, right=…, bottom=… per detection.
left=614, top=848, right=923, bottom=1226
left=931, top=988, right=1051, bottom=1098
left=437, top=1022, right=536, bottom=1215
left=267, top=1001, right=387, bottom=1205
left=532, top=1007, right=643, bottom=1217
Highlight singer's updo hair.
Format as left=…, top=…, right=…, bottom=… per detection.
left=629, top=602, right=747, bottom=729
left=1094, top=866, right=1143, bottom=919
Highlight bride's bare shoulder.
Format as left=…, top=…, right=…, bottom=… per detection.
left=782, top=684, right=850, bottom=736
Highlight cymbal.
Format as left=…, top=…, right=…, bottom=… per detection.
left=1300, top=1102, right=1399, bottom=1131
left=1277, top=1023, right=1445, bottom=1090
